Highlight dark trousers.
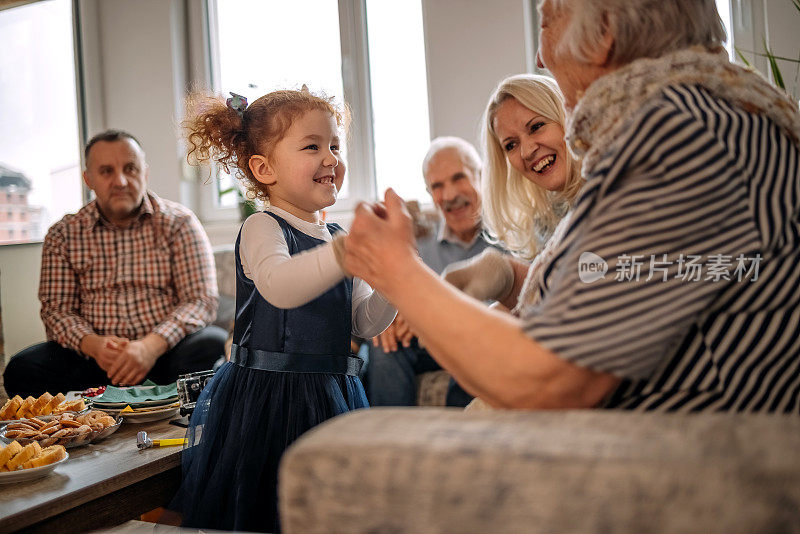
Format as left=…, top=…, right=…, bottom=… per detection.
left=365, top=339, right=473, bottom=407
left=3, top=326, right=228, bottom=398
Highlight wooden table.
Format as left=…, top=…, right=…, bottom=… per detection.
left=0, top=419, right=187, bottom=533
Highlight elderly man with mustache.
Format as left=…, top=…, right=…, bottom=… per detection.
left=365, top=137, right=503, bottom=407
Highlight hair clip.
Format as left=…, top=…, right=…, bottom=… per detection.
left=226, top=92, right=248, bottom=117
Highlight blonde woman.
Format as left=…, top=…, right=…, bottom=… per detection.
left=344, top=0, right=800, bottom=412
left=444, top=74, right=583, bottom=314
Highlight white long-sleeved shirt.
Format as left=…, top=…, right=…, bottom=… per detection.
left=239, top=206, right=396, bottom=339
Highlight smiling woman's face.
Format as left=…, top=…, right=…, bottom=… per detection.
left=492, top=96, right=568, bottom=192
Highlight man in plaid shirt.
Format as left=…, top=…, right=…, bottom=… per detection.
left=4, top=130, right=227, bottom=397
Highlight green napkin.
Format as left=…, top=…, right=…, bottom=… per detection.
left=93, top=379, right=178, bottom=403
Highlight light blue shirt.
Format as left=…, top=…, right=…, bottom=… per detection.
left=415, top=220, right=500, bottom=275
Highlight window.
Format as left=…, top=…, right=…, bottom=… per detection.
left=0, top=0, right=84, bottom=245
left=365, top=0, right=431, bottom=203
left=211, top=0, right=347, bottom=212
left=716, top=0, right=734, bottom=59
left=204, top=0, right=432, bottom=217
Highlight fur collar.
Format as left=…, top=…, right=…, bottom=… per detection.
left=566, top=47, right=800, bottom=174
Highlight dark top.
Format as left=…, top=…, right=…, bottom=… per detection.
left=232, top=211, right=352, bottom=358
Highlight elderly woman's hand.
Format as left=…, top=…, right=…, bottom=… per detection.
left=343, top=189, right=419, bottom=298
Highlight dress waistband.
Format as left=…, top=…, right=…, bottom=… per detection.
left=229, top=344, right=363, bottom=376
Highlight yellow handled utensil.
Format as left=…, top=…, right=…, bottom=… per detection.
left=137, top=430, right=187, bottom=450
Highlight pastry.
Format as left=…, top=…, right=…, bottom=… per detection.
left=31, top=394, right=51, bottom=416
left=22, top=444, right=66, bottom=469
left=0, top=441, right=22, bottom=468
left=52, top=399, right=85, bottom=414
left=39, top=437, right=58, bottom=447
left=44, top=393, right=66, bottom=415
left=7, top=442, right=41, bottom=471
left=15, top=396, right=35, bottom=419
left=51, top=428, right=73, bottom=439
left=0, top=392, right=87, bottom=421
left=2, top=408, right=117, bottom=448
left=4, top=429, right=38, bottom=439
left=6, top=422, right=36, bottom=432
left=59, top=419, right=82, bottom=428
left=41, top=424, right=60, bottom=435
left=0, top=396, right=22, bottom=420
left=0, top=440, right=66, bottom=471
left=26, top=417, right=46, bottom=430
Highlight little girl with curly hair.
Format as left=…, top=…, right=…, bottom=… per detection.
left=172, top=88, right=396, bottom=532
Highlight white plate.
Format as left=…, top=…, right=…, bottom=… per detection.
left=90, top=385, right=177, bottom=404
left=89, top=386, right=179, bottom=409
left=89, top=397, right=178, bottom=409
left=0, top=452, right=69, bottom=484
left=102, top=402, right=180, bottom=416
left=116, top=406, right=180, bottom=424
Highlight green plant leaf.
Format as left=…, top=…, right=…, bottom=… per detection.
left=735, top=47, right=752, bottom=67
left=240, top=200, right=259, bottom=220
left=792, top=0, right=800, bottom=14
left=737, top=48, right=800, bottom=64
left=767, top=55, right=785, bottom=89
left=763, top=38, right=786, bottom=90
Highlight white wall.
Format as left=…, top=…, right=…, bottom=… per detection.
left=422, top=0, right=530, bottom=148
left=89, top=0, right=192, bottom=205
left=0, top=244, right=45, bottom=362
left=732, top=0, right=800, bottom=100
left=763, top=0, right=800, bottom=100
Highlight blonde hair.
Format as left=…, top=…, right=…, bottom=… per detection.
left=481, top=74, right=583, bottom=260
left=184, top=88, right=348, bottom=202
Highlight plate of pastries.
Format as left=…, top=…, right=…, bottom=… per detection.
left=0, top=440, right=68, bottom=484
left=0, top=410, right=122, bottom=449
left=0, top=393, right=86, bottom=423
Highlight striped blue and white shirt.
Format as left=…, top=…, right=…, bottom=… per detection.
left=522, top=84, right=800, bottom=413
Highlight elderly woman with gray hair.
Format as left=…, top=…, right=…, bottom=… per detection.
left=341, top=0, right=800, bottom=412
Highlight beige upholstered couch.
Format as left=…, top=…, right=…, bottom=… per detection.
left=279, top=408, right=800, bottom=533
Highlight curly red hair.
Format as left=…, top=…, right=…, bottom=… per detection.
left=184, top=88, right=347, bottom=202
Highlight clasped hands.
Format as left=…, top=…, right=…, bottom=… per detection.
left=337, top=189, right=418, bottom=298
left=80, top=333, right=168, bottom=386
left=335, top=189, right=419, bottom=352
left=342, top=189, right=515, bottom=352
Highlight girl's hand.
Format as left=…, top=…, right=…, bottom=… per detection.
left=332, top=200, right=387, bottom=276
left=344, top=189, right=418, bottom=298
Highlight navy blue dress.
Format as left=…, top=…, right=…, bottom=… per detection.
left=175, top=212, right=369, bottom=532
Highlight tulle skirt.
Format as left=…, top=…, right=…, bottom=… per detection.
left=172, top=360, right=369, bottom=533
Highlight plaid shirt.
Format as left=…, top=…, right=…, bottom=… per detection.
left=39, top=192, right=218, bottom=352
